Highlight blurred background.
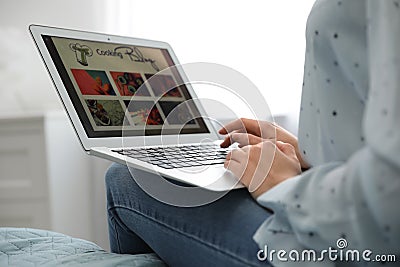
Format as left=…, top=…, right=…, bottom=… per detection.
left=0, top=0, right=314, bottom=250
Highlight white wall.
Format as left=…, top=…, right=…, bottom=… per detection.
left=105, top=0, right=315, bottom=133
left=0, top=0, right=105, bottom=112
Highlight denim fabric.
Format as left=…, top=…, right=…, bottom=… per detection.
left=106, top=163, right=271, bottom=267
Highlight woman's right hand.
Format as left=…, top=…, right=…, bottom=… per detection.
left=219, top=118, right=310, bottom=170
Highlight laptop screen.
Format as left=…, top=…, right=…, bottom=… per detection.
left=42, top=35, right=210, bottom=138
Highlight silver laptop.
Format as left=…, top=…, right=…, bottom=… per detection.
left=30, top=24, right=242, bottom=191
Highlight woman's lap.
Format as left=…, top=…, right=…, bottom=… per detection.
left=106, top=163, right=271, bottom=267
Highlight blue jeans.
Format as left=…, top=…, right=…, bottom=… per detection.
left=106, top=163, right=272, bottom=267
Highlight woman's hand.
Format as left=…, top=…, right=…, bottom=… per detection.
left=224, top=140, right=302, bottom=198
left=219, top=118, right=309, bottom=169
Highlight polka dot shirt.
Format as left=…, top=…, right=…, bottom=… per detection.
left=253, top=0, right=400, bottom=265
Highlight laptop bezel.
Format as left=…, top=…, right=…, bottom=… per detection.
left=30, top=24, right=220, bottom=151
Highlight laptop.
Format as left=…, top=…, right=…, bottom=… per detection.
left=30, top=24, right=243, bottom=191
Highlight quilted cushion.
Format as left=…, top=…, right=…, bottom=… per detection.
left=0, top=228, right=165, bottom=267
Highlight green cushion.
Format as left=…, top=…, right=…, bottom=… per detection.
left=0, top=228, right=165, bottom=267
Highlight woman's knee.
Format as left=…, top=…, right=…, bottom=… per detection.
left=105, top=163, right=140, bottom=206
left=105, top=163, right=157, bottom=206
left=105, top=163, right=130, bottom=189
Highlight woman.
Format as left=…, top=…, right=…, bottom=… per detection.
left=106, top=0, right=400, bottom=266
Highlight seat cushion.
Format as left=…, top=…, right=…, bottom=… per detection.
left=0, top=228, right=165, bottom=267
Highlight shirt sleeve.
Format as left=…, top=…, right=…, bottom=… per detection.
left=254, top=0, right=400, bottom=259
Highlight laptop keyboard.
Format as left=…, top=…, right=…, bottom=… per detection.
left=112, top=144, right=230, bottom=169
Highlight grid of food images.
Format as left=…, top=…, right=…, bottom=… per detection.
left=48, top=36, right=206, bottom=136
left=71, top=69, right=198, bottom=131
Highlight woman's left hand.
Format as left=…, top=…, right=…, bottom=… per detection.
left=224, top=140, right=302, bottom=198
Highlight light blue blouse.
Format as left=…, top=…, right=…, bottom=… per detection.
left=254, top=0, right=400, bottom=266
